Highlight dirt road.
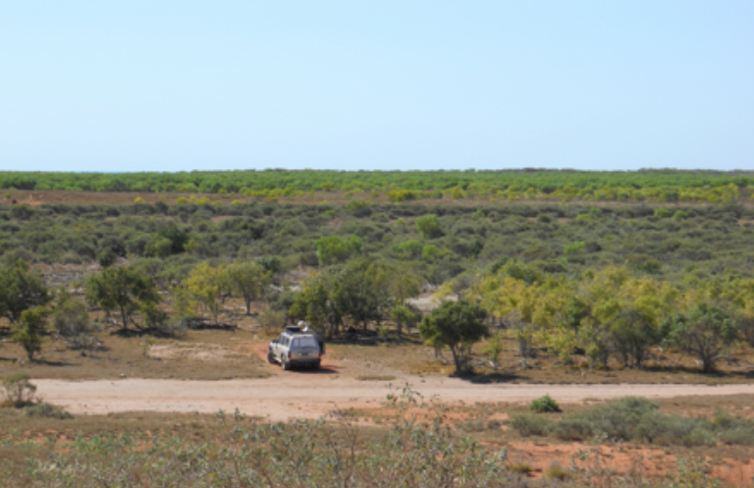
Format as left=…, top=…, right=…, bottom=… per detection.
left=35, top=376, right=754, bottom=421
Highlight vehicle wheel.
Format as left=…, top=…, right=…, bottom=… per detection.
left=267, top=351, right=275, bottom=364
left=282, top=359, right=291, bottom=371
left=312, top=361, right=321, bottom=370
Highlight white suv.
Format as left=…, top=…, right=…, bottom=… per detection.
left=268, top=325, right=322, bottom=370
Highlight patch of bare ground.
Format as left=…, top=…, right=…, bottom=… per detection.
left=0, top=328, right=270, bottom=381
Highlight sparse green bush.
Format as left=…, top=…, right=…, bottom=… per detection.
left=510, top=413, right=553, bottom=437
left=1, top=372, right=37, bottom=408
left=529, top=394, right=561, bottom=413
left=672, top=210, right=689, bottom=220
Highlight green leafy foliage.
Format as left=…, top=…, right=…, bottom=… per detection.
left=51, top=289, right=99, bottom=348
left=415, top=214, right=444, bottom=239
left=529, top=394, right=561, bottom=413
left=315, top=235, right=363, bottom=266
left=418, top=299, right=488, bottom=374
left=0, top=259, right=51, bottom=323
left=226, top=261, right=270, bottom=315
left=662, top=303, right=739, bottom=373
left=12, top=307, right=49, bottom=361
left=85, top=266, right=161, bottom=331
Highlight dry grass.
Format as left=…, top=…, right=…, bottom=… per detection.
left=1, top=391, right=754, bottom=486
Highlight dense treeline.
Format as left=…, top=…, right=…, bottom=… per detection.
left=2, top=169, right=754, bottom=204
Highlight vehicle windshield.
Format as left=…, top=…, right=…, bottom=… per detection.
left=292, top=337, right=319, bottom=349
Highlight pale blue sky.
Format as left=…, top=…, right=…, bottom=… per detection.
left=1, top=1, right=752, bottom=172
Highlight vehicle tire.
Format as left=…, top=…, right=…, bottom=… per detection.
left=282, top=359, right=291, bottom=371
left=267, top=351, right=275, bottom=364
left=312, top=361, right=321, bottom=370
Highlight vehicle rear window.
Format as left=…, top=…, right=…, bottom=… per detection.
left=292, top=337, right=318, bottom=348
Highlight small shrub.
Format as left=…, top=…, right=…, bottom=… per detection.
left=544, top=462, right=572, bottom=480
left=510, top=413, right=552, bottom=437
left=654, top=208, right=671, bottom=218
left=530, top=394, right=561, bottom=413
left=97, top=248, right=117, bottom=268
left=24, top=402, right=73, bottom=419
left=672, top=210, right=689, bottom=220
left=508, top=462, right=533, bottom=476
left=1, top=372, right=37, bottom=408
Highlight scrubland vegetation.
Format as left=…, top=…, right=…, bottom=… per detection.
left=1, top=170, right=754, bottom=486
left=1, top=185, right=754, bottom=376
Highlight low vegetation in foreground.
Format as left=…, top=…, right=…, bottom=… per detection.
left=0, top=382, right=742, bottom=487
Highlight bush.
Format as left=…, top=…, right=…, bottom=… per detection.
left=654, top=208, right=671, bottom=218
left=529, top=394, right=561, bottom=413
left=510, top=413, right=552, bottom=437
left=24, top=402, right=73, bottom=419
left=544, top=462, right=572, bottom=480
left=97, top=248, right=117, bottom=268
left=1, top=372, right=37, bottom=408
left=508, top=462, right=533, bottom=476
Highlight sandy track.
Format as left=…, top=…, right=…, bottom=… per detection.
left=35, top=376, right=754, bottom=421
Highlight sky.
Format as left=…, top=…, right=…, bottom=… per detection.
left=1, top=1, right=752, bottom=172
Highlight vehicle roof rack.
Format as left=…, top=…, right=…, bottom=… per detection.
left=284, top=325, right=304, bottom=333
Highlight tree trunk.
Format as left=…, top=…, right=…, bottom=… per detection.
left=119, top=306, right=128, bottom=330
left=450, top=345, right=463, bottom=374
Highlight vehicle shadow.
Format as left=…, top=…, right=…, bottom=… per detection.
left=287, top=366, right=340, bottom=375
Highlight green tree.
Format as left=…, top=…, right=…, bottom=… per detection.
left=610, top=306, right=665, bottom=369
left=85, top=266, right=161, bottom=331
left=0, top=260, right=51, bottom=324
left=663, top=303, right=739, bottom=373
left=333, top=259, right=392, bottom=332
left=290, top=268, right=343, bottom=338
left=390, top=302, right=422, bottom=335
left=185, top=262, right=228, bottom=324
left=13, top=306, right=49, bottom=361
left=226, top=261, right=270, bottom=315
left=415, top=214, right=444, bottom=239
left=418, top=299, right=488, bottom=374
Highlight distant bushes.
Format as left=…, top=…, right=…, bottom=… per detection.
left=1, top=169, right=752, bottom=204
